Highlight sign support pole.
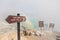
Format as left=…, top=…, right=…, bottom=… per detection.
left=17, top=14, right=20, bottom=40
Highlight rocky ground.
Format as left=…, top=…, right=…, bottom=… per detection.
left=0, top=30, right=56, bottom=40
left=20, top=30, right=56, bottom=40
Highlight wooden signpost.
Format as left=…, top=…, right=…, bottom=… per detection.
left=6, top=14, right=26, bottom=40
left=39, top=21, right=44, bottom=31
left=49, top=23, right=54, bottom=31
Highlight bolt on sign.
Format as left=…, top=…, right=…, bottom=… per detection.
left=6, top=15, right=26, bottom=23
left=49, top=23, right=54, bottom=28
left=39, top=21, right=44, bottom=27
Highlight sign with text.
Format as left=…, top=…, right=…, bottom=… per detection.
left=39, top=21, right=44, bottom=27
left=6, top=15, right=26, bottom=23
left=49, top=23, right=54, bottom=28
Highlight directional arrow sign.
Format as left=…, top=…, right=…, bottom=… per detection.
left=6, top=15, right=26, bottom=23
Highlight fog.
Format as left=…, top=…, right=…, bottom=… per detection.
left=0, top=0, right=60, bottom=32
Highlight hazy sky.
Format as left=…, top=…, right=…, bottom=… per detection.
left=0, top=0, right=60, bottom=32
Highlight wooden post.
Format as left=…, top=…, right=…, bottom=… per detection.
left=17, top=14, right=20, bottom=40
